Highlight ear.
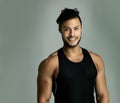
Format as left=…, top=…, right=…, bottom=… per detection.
left=59, top=28, right=62, bottom=33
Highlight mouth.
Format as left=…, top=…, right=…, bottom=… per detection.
left=67, top=36, right=77, bottom=41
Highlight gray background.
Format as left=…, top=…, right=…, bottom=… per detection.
left=0, top=0, right=120, bottom=103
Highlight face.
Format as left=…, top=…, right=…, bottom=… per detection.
left=59, top=17, right=82, bottom=48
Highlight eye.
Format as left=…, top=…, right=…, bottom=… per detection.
left=74, top=27, right=79, bottom=30
left=63, top=28, right=69, bottom=32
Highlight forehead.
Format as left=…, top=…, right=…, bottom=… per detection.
left=61, top=17, right=81, bottom=28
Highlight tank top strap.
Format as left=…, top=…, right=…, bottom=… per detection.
left=82, top=47, right=91, bottom=60
left=58, top=47, right=63, bottom=56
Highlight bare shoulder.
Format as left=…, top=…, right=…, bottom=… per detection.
left=88, top=50, right=105, bottom=71
left=39, top=51, right=58, bottom=69
left=38, top=51, right=59, bottom=77
left=88, top=50, right=103, bottom=62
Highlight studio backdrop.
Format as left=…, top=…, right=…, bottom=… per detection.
left=0, top=0, right=120, bottom=103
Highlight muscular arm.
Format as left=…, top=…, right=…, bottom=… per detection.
left=37, top=54, right=58, bottom=103
left=93, top=54, right=110, bottom=103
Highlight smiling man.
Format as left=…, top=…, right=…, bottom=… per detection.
left=37, top=8, right=110, bottom=103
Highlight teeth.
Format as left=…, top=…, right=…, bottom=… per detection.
left=68, top=37, right=76, bottom=41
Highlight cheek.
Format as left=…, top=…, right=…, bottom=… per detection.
left=74, top=32, right=80, bottom=37
left=62, top=34, right=68, bottom=39
left=77, top=30, right=82, bottom=36
left=61, top=32, right=69, bottom=38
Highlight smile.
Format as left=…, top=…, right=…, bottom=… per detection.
left=68, top=36, right=77, bottom=41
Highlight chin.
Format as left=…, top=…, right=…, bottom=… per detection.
left=66, top=43, right=79, bottom=48
left=63, top=39, right=81, bottom=48
left=70, top=44, right=79, bottom=48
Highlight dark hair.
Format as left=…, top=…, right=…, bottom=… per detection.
left=56, top=8, right=82, bottom=27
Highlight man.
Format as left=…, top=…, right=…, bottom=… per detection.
left=37, top=8, right=110, bottom=103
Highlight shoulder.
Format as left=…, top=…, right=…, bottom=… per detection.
left=38, top=51, right=59, bottom=76
left=39, top=51, right=58, bottom=69
left=87, top=50, right=105, bottom=71
left=88, top=50, right=103, bottom=62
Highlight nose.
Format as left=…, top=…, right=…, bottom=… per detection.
left=69, top=29, right=74, bottom=36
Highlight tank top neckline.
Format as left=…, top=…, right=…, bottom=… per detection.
left=60, top=47, right=86, bottom=64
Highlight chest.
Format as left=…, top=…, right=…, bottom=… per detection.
left=57, top=55, right=97, bottom=86
left=62, top=61, right=96, bottom=78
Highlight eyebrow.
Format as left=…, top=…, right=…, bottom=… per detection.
left=62, top=26, right=80, bottom=29
left=74, top=26, right=79, bottom=28
left=63, top=25, right=79, bottom=28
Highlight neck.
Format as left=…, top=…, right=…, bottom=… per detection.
left=63, top=45, right=82, bottom=56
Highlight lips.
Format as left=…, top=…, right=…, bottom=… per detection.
left=67, top=36, right=77, bottom=41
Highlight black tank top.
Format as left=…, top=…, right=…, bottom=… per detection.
left=53, top=47, right=97, bottom=103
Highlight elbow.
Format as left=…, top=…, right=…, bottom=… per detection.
left=37, top=97, right=49, bottom=103
left=96, top=93, right=110, bottom=103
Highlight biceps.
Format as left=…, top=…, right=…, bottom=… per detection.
left=37, top=75, right=52, bottom=101
left=95, top=70, right=107, bottom=96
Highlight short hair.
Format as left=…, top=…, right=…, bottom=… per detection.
left=56, top=8, right=82, bottom=27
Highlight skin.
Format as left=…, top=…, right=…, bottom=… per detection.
left=37, top=17, right=110, bottom=103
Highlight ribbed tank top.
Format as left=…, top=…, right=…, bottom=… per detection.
left=53, top=47, right=97, bottom=103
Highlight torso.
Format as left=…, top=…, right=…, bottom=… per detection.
left=52, top=47, right=97, bottom=103
left=49, top=47, right=98, bottom=80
